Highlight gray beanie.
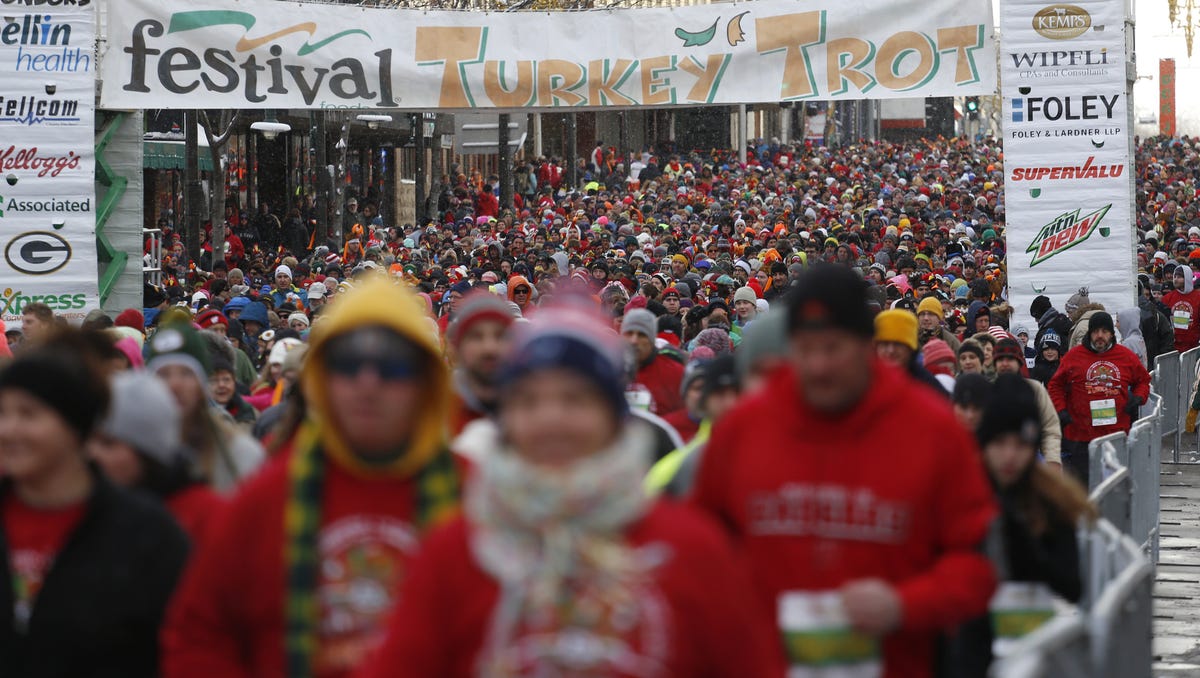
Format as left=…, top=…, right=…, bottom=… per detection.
left=620, top=308, right=658, bottom=339
left=101, top=372, right=184, bottom=465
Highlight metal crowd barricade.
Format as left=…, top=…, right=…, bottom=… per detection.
left=1086, top=523, right=1155, bottom=678
left=987, top=341, right=1200, bottom=678
left=1088, top=433, right=1128, bottom=495
left=1128, top=394, right=1162, bottom=562
left=1177, top=347, right=1200, bottom=462
left=1154, top=351, right=1180, bottom=459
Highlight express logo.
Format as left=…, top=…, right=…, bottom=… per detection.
left=1032, top=4, right=1091, bottom=40
left=1026, top=204, right=1111, bottom=266
left=6, top=231, right=71, bottom=275
left=0, top=287, right=86, bottom=315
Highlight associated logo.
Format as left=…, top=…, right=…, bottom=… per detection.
left=1011, top=94, right=1119, bottom=123
left=0, top=95, right=80, bottom=126
left=1026, top=205, right=1111, bottom=266
left=1, top=196, right=90, bottom=214
left=1033, top=4, right=1092, bottom=40
left=0, top=287, right=86, bottom=316
left=5, top=231, right=71, bottom=275
left=1010, top=156, right=1124, bottom=181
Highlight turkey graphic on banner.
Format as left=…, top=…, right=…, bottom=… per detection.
left=1001, top=0, right=1136, bottom=331
left=0, top=4, right=99, bottom=325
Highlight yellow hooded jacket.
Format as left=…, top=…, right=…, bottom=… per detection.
left=300, top=275, right=449, bottom=479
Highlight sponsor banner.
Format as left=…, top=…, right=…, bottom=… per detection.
left=100, top=0, right=997, bottom=110
left=1001, top=0, right=1134, bottom=331
left=0, top=2, right=98, bottom=325
left=1161, top=58, right=1176, bottom=137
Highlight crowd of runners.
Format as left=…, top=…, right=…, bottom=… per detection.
left=1, top=132, right=1199, bottom=677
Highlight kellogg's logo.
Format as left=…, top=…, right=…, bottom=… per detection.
left=1033, top=5, right=1092, bottom=40
left=0, top=146, right=82, bottom=177
left=1026, top=204, right=1111, bottom=266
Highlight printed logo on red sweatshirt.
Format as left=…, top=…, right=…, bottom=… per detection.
left=747, top=484, right=912, bottom=544
left=1084, top=361, right=1122, bottom=397
left=316, top=516, right=420, bottom=674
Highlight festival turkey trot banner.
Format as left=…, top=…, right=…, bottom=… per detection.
left=99, top=0, right=996, bottom=110
left=1000, top=0, right=1136, bottom=330
left=0, top=3, right=99, bottom=326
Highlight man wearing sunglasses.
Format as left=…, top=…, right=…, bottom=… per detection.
left=164, top=276, right=463, bottom=678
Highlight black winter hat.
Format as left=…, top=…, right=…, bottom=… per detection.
left=1030, top=295, right=1052, bottom=320
left=0, top=340, right=109, bottom=442
left=1088, top=311, right=1115, bottom=335
left=977, top=374, right=1041, bottom=448
left=787, top=264, right=874, bottom=338
left=952, top=372, right=991, bottom=409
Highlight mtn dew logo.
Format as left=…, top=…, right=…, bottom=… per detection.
left=121, top=10, right=399, bottom=107
left=1026, top=204, right=1111, bottom=266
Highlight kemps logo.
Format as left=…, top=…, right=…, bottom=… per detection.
left=1033, top=4, right=1092, bottom=40
left=1026, top=204, right=1111, bottom=266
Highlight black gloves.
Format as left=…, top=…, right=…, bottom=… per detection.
left=1058, top=409, right=1072, bottom=427
left=1126, top=395, right=1144, bottom=417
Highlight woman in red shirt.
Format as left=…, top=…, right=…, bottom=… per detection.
left=360, top=306, right=780, bottom=678
left=0, top=330, right=188, bottom=677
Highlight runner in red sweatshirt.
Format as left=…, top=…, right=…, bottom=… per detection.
left=361, top=306, right=780, bottom=677
left=623, top=308, right=685, bottom=415
left=1048, top=311, right=1152, bottom=484
left=1163, top=264, right=1200, bottom=352
left=162, top=277, right=464, bottom=678
left=691, top=265, right=997, bottom=678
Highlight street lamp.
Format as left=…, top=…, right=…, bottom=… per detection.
left=356, top=114, right=392, bottom=130
left=251, top=110, right=291, bottom=140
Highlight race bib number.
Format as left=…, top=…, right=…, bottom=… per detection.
left=778, top=591, right=882, bottom=678
left=625, top=388, right=653, bottom=411
left=1090, top=398, right=1118, bottom=426
left=1174, top=308, right=1192, bottom=330
left=990, top=582, right=1056, bottom=657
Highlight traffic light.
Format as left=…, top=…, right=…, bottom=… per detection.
left=965, top=96, right=980, bottom=120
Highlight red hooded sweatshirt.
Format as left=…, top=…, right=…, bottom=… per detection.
left=357, top=503, right=784, bottom=678
left=691, top=361, right=997, bottom=678
left=634, top=354, right=685, bottom=416
left=1162, top=265, right=1200, bottom=352
left=1047, top=339, right=1152, bottom=442
left=506, top=275, right=535, bottom=315
left=161, top=446, right=464, bottom=678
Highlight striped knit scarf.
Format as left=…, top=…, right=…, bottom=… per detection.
left=466, top=422, right=656, bottom=676
left=283, top=424, right=460, bottom=678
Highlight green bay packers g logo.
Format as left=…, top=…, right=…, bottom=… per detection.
left=6, top=231, right=72, bottom=275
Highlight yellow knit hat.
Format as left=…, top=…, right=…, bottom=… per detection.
left=917, top=296, right=944, bottom=317
left=874, top=309, right=918, bottom=351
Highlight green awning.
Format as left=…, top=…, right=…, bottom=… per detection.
left=144, top=141, right=214, bottom=172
